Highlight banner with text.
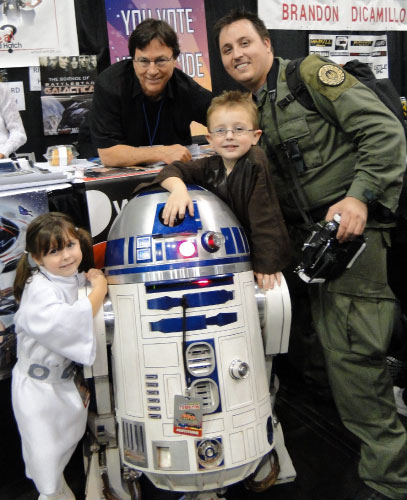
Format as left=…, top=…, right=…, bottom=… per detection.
left=104, top=0, right=211, bottom=135
left=309, top=34, right=389, bottom=78
left=259, top=0, right=407, bottom=31
left=0, top=0, right=79, bottom=68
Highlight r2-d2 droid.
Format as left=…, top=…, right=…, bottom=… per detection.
left=84, top=186, right=293, bottom=499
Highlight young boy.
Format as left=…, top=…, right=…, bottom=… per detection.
left=152, top=90, right=291, bottom=289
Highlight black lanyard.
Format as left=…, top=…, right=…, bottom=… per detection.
left=142, top=95, right=165, bottom=146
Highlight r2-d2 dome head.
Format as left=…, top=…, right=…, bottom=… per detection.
left=105, top=185, right=253, bottom=284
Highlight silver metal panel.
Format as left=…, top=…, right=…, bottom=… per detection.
left=152, top=440, right=190, bottom=471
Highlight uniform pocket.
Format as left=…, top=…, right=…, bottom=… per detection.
left=326, top=229, right=394, bottom=299
left=345, top=296, right=395, bottom=357
left=312, top=289, right=395, bottom=357
left=278, top=116, right=323, bottom=169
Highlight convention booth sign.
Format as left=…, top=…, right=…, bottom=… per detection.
left=0, top=0, right=79, bottom=68
left=309, top=34, right=389, bottom=78
left=104, top=0, right=211, bottom=136
left=259, top=0, right=407, bottom=31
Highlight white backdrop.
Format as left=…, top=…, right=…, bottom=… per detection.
left=0, top=0, right=79, bottom=68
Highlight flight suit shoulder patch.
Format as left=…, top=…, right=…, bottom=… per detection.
left=318, top=65, right=345, bottom=86
left=299, top=54, right=358, bottom=101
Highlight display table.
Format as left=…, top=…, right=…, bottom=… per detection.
left=73, top=165, right=162, bottom=267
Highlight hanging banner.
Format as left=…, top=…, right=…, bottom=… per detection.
left=104, top=0, right=211, bottom=86
left=39, top=55, right=97, bottom=136
left=0, top=0, right=79, bottom=68
left=258, top=0, right=407, bottom=31
left=309, top=34, right=389, bottom=77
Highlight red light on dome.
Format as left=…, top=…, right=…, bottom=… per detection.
left=201, top=231, right=225, bottom=253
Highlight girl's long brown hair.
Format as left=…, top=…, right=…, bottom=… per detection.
left=13, top=212, right=94, bottom=303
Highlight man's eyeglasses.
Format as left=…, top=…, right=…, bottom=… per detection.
left=134, top=57, right=173, bottom=68
left=209, top=127, right=255, bottom=137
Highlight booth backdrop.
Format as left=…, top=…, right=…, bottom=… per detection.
left=6, top=0, right=407, bottom=160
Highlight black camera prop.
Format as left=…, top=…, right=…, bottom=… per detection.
left=295, top=215, right=367, bottom=283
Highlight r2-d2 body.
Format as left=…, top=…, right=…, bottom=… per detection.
left=86, top=185, right=291, bottom=497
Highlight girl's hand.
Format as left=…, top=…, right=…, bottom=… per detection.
left=86, top=269, right=107, bottom=316
left=254, top=272, right=282, bottom=290
left=162, top=189, right=194, bottom=227
left=86, top=268, right=107, bottom=294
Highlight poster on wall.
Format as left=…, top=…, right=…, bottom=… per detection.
left=39, top=55, right=97, bottom=136
left=0, top=0, right=79, bottom=68
left=259, top=0, right=407, bottom=31
left=309, top=34, right=389, bottom=78
left=104, top=0, right=211, bottom=135
left=0, top=189, right=49, bottom=379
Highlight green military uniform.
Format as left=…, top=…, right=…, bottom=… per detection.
left=257, top=54, right=407, bottom=499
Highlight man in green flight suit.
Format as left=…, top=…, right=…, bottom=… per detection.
left=214, top=9, right=407, bottom=500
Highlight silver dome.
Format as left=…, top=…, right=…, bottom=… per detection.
left=105, top=186, right=252, bottom=284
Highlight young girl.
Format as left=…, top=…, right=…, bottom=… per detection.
left=12, top=212, right=107, bottom=500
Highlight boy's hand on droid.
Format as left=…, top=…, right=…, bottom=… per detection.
left=86, top=268, right=107, bottom=295
left=255, top=272, right=282, bottom=290
left=163, top=190, right=194, bottom=227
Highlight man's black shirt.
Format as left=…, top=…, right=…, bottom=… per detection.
left=90, top=60, right=212, bottom=150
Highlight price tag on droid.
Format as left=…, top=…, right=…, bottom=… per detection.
left=173, top=394, right=203, bottom=437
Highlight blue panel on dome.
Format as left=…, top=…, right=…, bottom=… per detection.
left=152, top=201, right=202, bottom=236
left=105, top=238, right=125, bottom=266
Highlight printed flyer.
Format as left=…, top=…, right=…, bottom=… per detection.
left=309, top=34, right=389, bottom=78
left=39, top=55, right=97, bottom=136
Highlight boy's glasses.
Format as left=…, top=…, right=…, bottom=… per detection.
left=134, top=57, right=173, bottom=68
left=209, top=127, right=255, bottom=137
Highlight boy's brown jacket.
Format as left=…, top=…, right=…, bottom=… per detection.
left=134, top=145, right=292, bottom=274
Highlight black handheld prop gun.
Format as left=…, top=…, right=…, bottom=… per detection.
left=295, top=214, right=367, bottom=283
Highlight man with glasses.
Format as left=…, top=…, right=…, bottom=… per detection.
left=90, top=18, right=212, bottom=167
left=214, top=9, right=407, bottom=500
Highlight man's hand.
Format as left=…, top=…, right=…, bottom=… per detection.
left=254, top=272, right=282, bottom=290
left=325, top=196, right=368, bottom=242
left=161, top=145, right=192, bottom=164
left=162, top=186, right=194, bottom=227
left=98, top=144, right=192, bottom=167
